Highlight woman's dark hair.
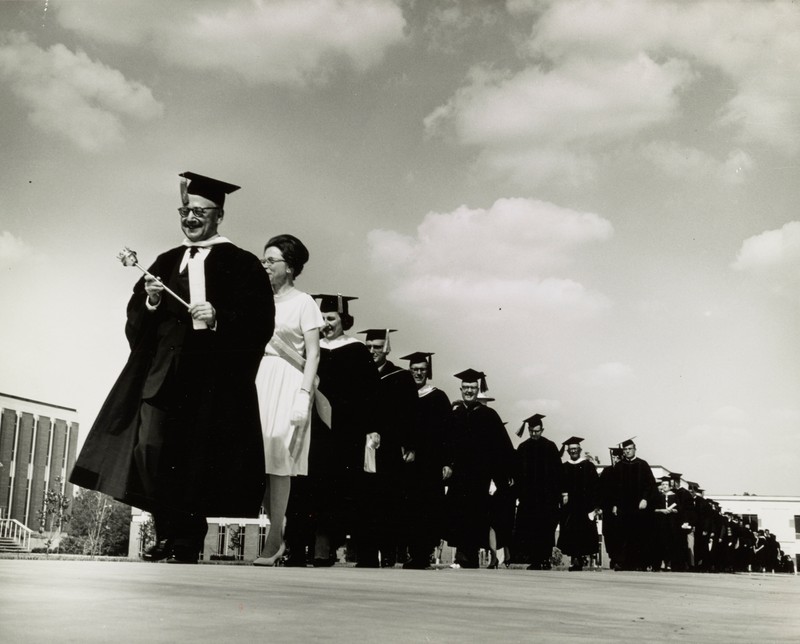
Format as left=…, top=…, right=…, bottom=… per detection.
left=341, top=313, right=354, bottom=331
left=265, top=234, right=309, bottom=277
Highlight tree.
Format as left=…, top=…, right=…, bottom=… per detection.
left=227, top=524, right=243, bottom=560
left=37, top=476, right=71, bottom=553
left=62, top=489, right=131, bottom=556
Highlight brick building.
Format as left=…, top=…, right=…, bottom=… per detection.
left=0, top=392, right=79, bottom=530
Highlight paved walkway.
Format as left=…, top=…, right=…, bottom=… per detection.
left=1, top=559, right=797, bottom=643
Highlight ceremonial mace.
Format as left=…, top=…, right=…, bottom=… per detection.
left=117, top=247, right=190, bottom=308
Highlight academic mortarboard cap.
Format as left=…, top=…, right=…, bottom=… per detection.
left=659, top=475, right=672, bottom=483
left=669, top=472, right=682, bottom=481
left=619, top=437, right=636, bottom=448
left=454, top=369, right=488, bottom=397
left=562, top=436, right=584, bottom=447
left=609, top=447, right=623, bottom=457
left=313, top=293, right=357, bottom=315
left=357, top=329, right=396, bottom=354
left=401, top=351, right=434, bottom=378
left=179, top=171, right=240, bottom=206
left=516, top=413, right=545, bottom=438
left=358, top=329, right=396, bottom=341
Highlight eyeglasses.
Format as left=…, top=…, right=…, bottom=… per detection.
left=178, top=206, right=220, bottom=218
left=260, top=258, right=287, bottom=267
left=365, top=344, right=385, bottom=352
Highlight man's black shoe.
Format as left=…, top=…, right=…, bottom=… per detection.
left=165, top=545, right=199, bottom=564
left=141, top=539, right=172, bottom=562
left=283, top=555, right=308, bottom=567
left=402, top=559, right=429, bottom=570
left=313, top=557, right=336, bottom=567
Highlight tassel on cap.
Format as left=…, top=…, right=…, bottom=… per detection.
left=517, top=413, right=546, bottom=438
left=312, top=294, right=358, bottom=316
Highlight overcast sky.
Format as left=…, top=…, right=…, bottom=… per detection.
left=1, top=0, right=798, bottom=495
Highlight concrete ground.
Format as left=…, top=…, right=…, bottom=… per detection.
left=1, top=559, right=797, bottom=643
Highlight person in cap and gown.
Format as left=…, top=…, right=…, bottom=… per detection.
left=445, top=369, right=514, bottom=569
left=284, top=295, right=379, bottom=566
left=398, top=352, right=453, bottom=569
left=557, top=437, right=600, bottom=571
left=607, top=439, right=658, bottom=571
left=598, top=447, right=623, bottom=568
left=356, top=329, right=420, bottom=567
left=480, top=394, right=514, bottom=569
left=253, top=235, right=323, bottom=566
left=667, top=472, right=693, bottom=571
left=652, top=476, right=682, bottom=571
left=513, top=414, right=563, bottom=570
left=71, top=172, right=274, bottom=563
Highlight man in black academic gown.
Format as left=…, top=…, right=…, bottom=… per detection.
left=557, top=437, right=600, bottom=571
left=356, top=329, right=419, bottom=567
left=513, top=414, right=563, bottom=570
left=667, top=472, right=693, bottom=571
left=70, top=172, right=273, bottom=563
left=445, top=369, right=514, bottom=569
left=398, top=352, right=452, bottom=569
left=598, top=447, right=623, bottom=568
left=608, top=438, right=658, bottom=571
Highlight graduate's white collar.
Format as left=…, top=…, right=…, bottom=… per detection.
left=418, top=384, right=436, bottom=398
left=181, top=235, right=231, bottom=248
left=320, top=334, right=360, bottom=349
left=565, top=455, right=588, bottom=465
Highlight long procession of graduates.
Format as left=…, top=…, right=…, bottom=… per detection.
left=71, top=172, right=793, bottom=574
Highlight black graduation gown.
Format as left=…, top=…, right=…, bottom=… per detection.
left=375, top=361, right=419, bottom=477
left=513, top=436, right=563, bottom=562
left=70, top=243, right=274, bottom=518
left=557, top=459, right=599, bottom=557
left=598, top=464, right=621, bottom=564
left=401, top=386, right=451, bottom=558
left=652, top=490, right=682, bottom=568
left=445, top=401, right=513, bottom=552
left=608, top=456, right=658, bottom=569
left=358, top=360, right=419, bottom=563
left=288, top=338, right=379, bottom=549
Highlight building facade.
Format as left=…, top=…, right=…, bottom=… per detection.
left=0, top=392, right=79, bottom=531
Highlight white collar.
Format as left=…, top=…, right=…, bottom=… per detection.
left=320, top=334, right=360, bottom=349
left=566, top=455, right=588, bottom=465
left=418, top=384, right=436, bottom=398
left=181, top=235, right=231, bottom=248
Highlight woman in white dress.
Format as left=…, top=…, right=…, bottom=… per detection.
left=254, top=234, right=323, bottom=566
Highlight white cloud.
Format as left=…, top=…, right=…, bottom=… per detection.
left=641, top=141, right=754, bottom=184
left=57, top=0, right=406, bottom=86
left=0, top=231, right=32, bottom=265
left=0, top=32, right=162, bottom=151
left=731, top=221, right=800, bottom=278
left=427, top=0, right=800, bottom=185
left=506, top=0, right=552, bottom=15
left=368, top=197, right=612, bottom=320
left=426, top=57, right=691, bottom=148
